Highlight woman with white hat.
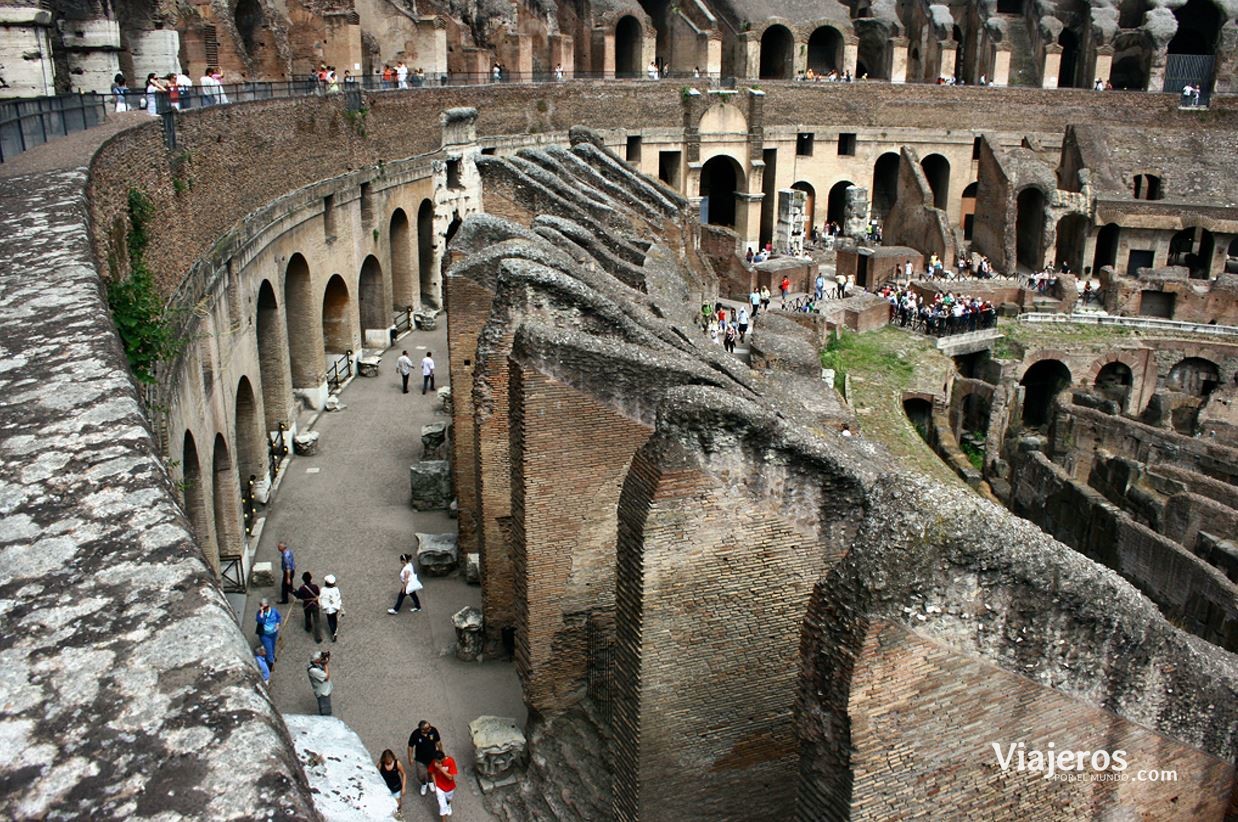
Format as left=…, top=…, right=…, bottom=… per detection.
left=320, top=574, right=343, bottom=642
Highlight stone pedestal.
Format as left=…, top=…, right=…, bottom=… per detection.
left=416, top=532, right=459, bottom=575
left=251, top=561, right=275, bottom=587
left=409, top=460, right=451, bottom=509
left=414, top=308, right=439, bottom=330
left=844, top=186, right=869, bottom=239
left=293, top=431, right=320, bottom=456
left=437, top=386, right=452, bottom=415
left=421, top=422, right=449, bottom=458
left=468, top=715, right=527, bottom=791
left=453, top=606, right=484, bottom=661
left=357, top=356, right=381, bottom=377
left=465, top=552, right=480, bottom=584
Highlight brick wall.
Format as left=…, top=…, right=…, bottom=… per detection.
left=445, top=273, right=492, bottom=558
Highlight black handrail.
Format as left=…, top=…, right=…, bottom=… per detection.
left=326, top=350, right=353, bottom=393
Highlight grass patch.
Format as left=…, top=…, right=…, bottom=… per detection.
left=820, top=328, right=914, bottom=392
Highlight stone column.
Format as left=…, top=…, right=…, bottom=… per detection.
left=844, top=41, right=859, bottom=77
left=1042, top=44, right=1062, bottom=88
left=736, top=191, right=763, bottom=250
left=594, top=29, right=616, bottom=78
left=1094, top=46, right=1114, bottom=88
left=940, top=42, right=959, bottom=82
left=739, top=32, right=760, bottom=79
left=643, top=31, right=657, bottom=74
left=1147, top=45, right=1168, bottom=93
left=702, top=32, right=722, bottom=79
left=992, top=46, right=1012, bottom=86
left=890, top=37, right=910, bottom=83
left=549, top=33, right=574, bottom=78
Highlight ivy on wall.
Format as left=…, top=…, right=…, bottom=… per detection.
left=105, top=189, right=178, bottom=383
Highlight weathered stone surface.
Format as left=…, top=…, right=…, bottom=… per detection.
left=294, top=430, right=320, bottom=455
left=465, top=551, right=480, bottom=584
left=284, top=715, right=397, bottom=820
left=453, top=605, right=484, bottom=661
left=251, top=561, right=276, bottom=587
left=415, top=309, right=439, bottom=330
left=416, top=532, right=459, bottom=575
left=437, top=385, right=453, bottom=415
left=409, top=460, right=451, bottom=509
left=469, top=715, right=527, bottom=792
left=357, top=356, right=381, bottom=377
left=421, top=421, right=449, bottom=457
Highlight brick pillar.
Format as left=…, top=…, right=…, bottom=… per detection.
left=444, top=274, right=492, bottom=558
left=739, top=31, right=760, bottom=79
left=1042, top=44, right=1062, bottom=88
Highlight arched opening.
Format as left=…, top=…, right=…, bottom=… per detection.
left=1058, top=29, right=1082, bottom=88
left=791, top=181, right=816, bottom=237
left=442, top=213, right=462, bottom=292
left=920, top=154, right=950, bottom=211
left=959, top=393, right=991, bottom=437
left=1109, top=37, right=1150, bottom=90
left=1054, top=214, right=1090, bottom=273
left=210, top=433, right=239, bottom=569
left=759, top=25, right=794, bottom=80
left=283, top=253, right=320, bottom=388
left=1118, top=0, right=1148, bottom=28
left=235, top=377, right=265, bottom=490
left=233, top=0, right=265, bottom=56
left=1092, top=223, right=1119, bottom=273
left=855, top=25, right=889, bottom=79
left=826, top=180, right=854, bottom=227
left=389, top=209, right=414, bottom=312
left=1168, top=0, right=1220, bottom=56
left=1168, top=357, right=1220, bottom=397
left=358, top=255, right=387, bottom=336
left=1020, top=359, right=1072, bottom=427
left=699, top=155, right=744, bottom=227
left=960, top=181, right=978, bottom=241
left=903, top=397, right=934, bottom=442
left=637, top=0, right=672, bottom=71
left=1133, top=174, right=1162, bottom=200
left=321, top=274, right=353, bottom=356
left=871, top=152, right=900, bottom=220
left=180, top=430, right=213, bottom=561
left=256, top=280, right=289, bottom=429
left=807, top=26, right=844, bottom=75
left=996, top=0, right=1023, bottom=13
left=1015, top=188, right=1046, bottom=271
left=1169, top=227, right=1215, bottom=279
left=615, top=16, right=643, bottom=78
left=1094, top=361, right=1133, bottom=408
left=417, top=198, right=435, bottom=309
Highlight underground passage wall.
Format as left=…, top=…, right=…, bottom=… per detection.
left=2, top=80, right=1238, bottom=816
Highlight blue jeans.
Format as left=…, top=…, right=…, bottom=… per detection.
left=260, top=633, right=277, bottom=665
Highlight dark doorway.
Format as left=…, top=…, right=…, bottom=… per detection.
left=920, top=154, right=950, bottom=211
left=699, top=156, right=743, bottom=227
left=791, top=181, right=815, bottom=237
left=807, top=26, right=844, bottom=75
left=1168, top=357, right=1220, bottom=396
left=1015, top=188, right=1046, bottom=271
left=1092, top=223, right=1119, bottom=273
left=284, top=253, right=318, bottom=388
left=1020, top=359, right=1071, bottom=427
left=759, top=148, right=777, bottom=248
left=417, top=199, right=435, bottom=308
left=321, top=274, right=353, bottom=355
left=1138, top=290, right=1175, bottom=319
left=233, top=0, right=264, bottom=56
left=1169, top=227, right=1215, bottom=279
left=1054, top=214, right=1089, bottom=273
left=827, top=180, right=854, bottom=227
left=1058, top=29, right=1081, bottom=88
left=1127, top=248, right=1154, bottom=274
left=235, top=376, right=265, bottom=490
left=1095, top=361, right=1133, bottom=408
left=390, top=209, right=414, bottom=311
left=903, top=397, right=934, bottom=442
left=855, top=23, right=889, bottom=79
left=871, top=153, right=899, bottom=219
left=961, top=181, right=978, bottom=241
left=759, top=25, right=794, bottom=79
left=1168, top=0, right=1220, bottom=55
left=256, top=280, right=288, bottom=429
left=181, top=430, right=212, bottom=562
left=358, top=255, right=386, bottom=334
left=615, top=16, right=643, bottom=78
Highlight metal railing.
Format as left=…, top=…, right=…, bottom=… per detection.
left=326, top=350, right=353, bottom=393
left=0, top=93, right=106, bottom=162
left=218, top=553, right=246, bottom=593
left=392, top=305, right=414, bottom=337
left=268, top=421, right=288, bottom=482
left=242, top=474, right=257, bottom=536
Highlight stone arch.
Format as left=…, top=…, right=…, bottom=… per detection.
left=759, top=24, right=795, bottom=80
left=1057, top=29, right=1083, bottom=89
left=856, top=24, right=889, bottom=79
left=826, top=180, right=854, bottom=226
left=1092, top=223, right=1119, bottom=273
left=210, top=432, right=241, bottom=569
left=255, top=279, right=289, bottom=430
left=807, top=26, right=845, bottom=75
left=1109, top=33, right=1150, bottom=90
left=871, top=152, right=899, bottom=219
left=283, top=253, right=320, bottom=388
left=1094, top=360, right=1134, bottom=408
left=358, top=254, right=387, bottom=338
left=389, top=208, right=415, bottom=312
left=697, top=101, right=748, bottom=134
left=920, top=154, right=950, bottom=211
left=321, top=274, right=354, bottom=355
left=960, top=181, right=978, bottom=241
left=1133, top=174, right=1162, bottom=200
left=615, top=15, right=644, bottom=78
left=1167, top=357, right=1220, bottom=397
left=791, top=181, right=816, bottom=236
left=1019, top=358, right=1072, bottom=427
left=180, top=430, right=213, bottom=562
left=1053, top=213, right=1089, bottom=273
left=1168, top=0, right=1221, bottom=57
left=234, top=376, right=266, bottom=491
left=1014, top=187, right=1047, bottom=271
left=699, top=155, right=745, bottom=227
left=417, top=198, right=435, bottom=308
left=903, top=396, right=934, bottom=441
left=233, top=0, right=265, bottom=57
left=1168, top=227, right=1215, bottom=279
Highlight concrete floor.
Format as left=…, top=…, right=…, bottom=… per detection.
left=243, top=316, right=524, bottom=821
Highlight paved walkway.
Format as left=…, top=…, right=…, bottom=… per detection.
left=244, top=317, right=523, bottom=821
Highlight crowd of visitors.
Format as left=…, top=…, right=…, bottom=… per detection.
left=880, top=285, right=997, bottom=336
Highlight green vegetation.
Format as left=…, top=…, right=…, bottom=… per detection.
left=960, top=438, right=985, bottom=471
left=105, top=189, right=179, bottom=383
left=344, top=106, right=368, bottom=137
left=820, top=327, right=914, bottom=392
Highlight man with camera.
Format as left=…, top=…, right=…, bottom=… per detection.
left=306, top=651, right=333, bottom=716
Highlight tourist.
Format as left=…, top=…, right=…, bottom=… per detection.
left=254, top=645, right=271, bottom=683
left=388, top=553, right=423, bottom=614
left=554, top=63, right=565, bottom=82
left=254, top=599, right=282, bottom=667
left=421, top=350, right=436, bottom=395
left=198, top=66, right=221, bottom=106
left=760, top=285, right=771, bottom=312
left=492, top=64, right=502, bottom=83
left=306, top=651, right=332, bottom=716
left=407, top=720, right=443, bottom=795
left=111, top=73, right=129, bottom=112
left=382, top=64, right=394, bottom=89
left=745, top=247, right=754, bottom=264
left=430, top=750, right=459, bottom=819
left=814, top=273, right=825, bottom=301
left=278, top=542, right=296, bottom=603
left=320, top=574, right=342, bottom=641
left=737, top=307, right=750, bottom=343
left=397, top=61, right=409, bottom=89
left=708, top=317, right=720, bottom=344
left=295, top=571, right=323, bottom=643
left=723, top=322, right=737, bottom=353
left=780, top=275, right=791, bottom=299
left=414, top=67, right=426, bottom=87
left=841, top=423, right=853, bottom=437
left=397, top=349, right=413, bottom=393
left=749, top=287, right=761, bottom=318
left=174, top=68, right=192, bottom=109
left=378, top=749, right=407, bottom=812
left=144, top=73, right=166, bottom=115
left=647, top=60, right=659, bottom=81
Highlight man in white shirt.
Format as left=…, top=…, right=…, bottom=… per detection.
left=397, top=61, right=409, bottom=89
left=397, top=350, right=413, bottom=394
left=421, top=351, right=436, bottom=395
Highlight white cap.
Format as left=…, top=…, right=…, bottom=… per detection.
left=324, top=574, right=336, bottom=585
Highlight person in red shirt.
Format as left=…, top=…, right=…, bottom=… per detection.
left=431, top=750, right=458, bottom=819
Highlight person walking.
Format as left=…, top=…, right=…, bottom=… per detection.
left=254, top=599, right=282, bottom=667
left=723, top=322, right=737, bottom=354
left=407, top=720, right=443, bottom=795
left=378, top=750, right=407, bottom=813
left=320, top=574, right=342, bottom=641
left=748, top=288, right=761, bottom=319
left=278, top=542, right=296, bottom=604
left=388, top=554, right=422, bottom=614
left=421, top=351, right=436, bottom=395
left=306, top=651, right=332, bottom=715
left=737, top=307, right=749, bottom=343
left=431, top=750, right=458, bottom=819
left=295, top=571, right=323, bottom=643
left=397, top=350, right=413, bottom=393
left=254, top=646, right=271, bottom=683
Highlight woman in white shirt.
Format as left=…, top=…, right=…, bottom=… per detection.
left=320, top=574, right=343, bottom=641
left=387, top=554, right=422, bottom=615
